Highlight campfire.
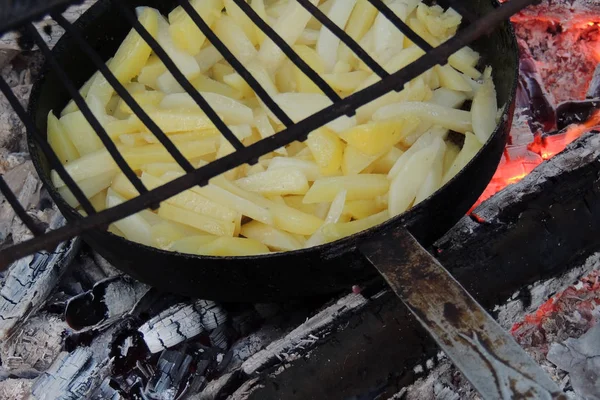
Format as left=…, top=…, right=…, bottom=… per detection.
left=1, top=0, right=600, bottom=399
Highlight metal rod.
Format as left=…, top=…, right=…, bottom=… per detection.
left=173, top=0, right=295, bottom=127
left=295, top=0, right=389, bottom=79
left=0, top=76, right=96, bottom=216
left=0, top=0, right=538, bottom=269
left=0, top=175, right=45, bottom=236
left=231, top=0, right=342, bottom=103
left=24, top=23, right=149, bottom=197
left=361, top=229, right=566, bottom=400
left=367, top=0, right=434, bottom=51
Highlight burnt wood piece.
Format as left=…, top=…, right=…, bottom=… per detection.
left=587, top=64, right=600, bottom=99
left=556, top=100, right=600, bottom=130
left=239, top=131, right=600, bottom=400
left=516, top=38, right=556, bottom=133
left=30, top=347, right=110, bottom=400
left=65, top=276, right=150, bottom=331
left=143, top=349, right=194, bottom=400
left=138, top=300, right=228, bottom=354
left=0, top=214, right=79, bottom=340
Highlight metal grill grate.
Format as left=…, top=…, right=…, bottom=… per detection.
left=0, top=0, right=535, bottom=269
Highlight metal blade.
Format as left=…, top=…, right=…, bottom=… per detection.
left=360, top=228, right=566, bottom=400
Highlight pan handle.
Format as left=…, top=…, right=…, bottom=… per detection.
left=359, top=228, right=566, bottom=400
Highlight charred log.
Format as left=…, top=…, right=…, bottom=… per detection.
left=138, top=300, right=228, bottom=354
left=0, top=214, right=80, bottom=341
left=143, top=349, right=194, bottom=400
left=30, top=348, right=110, bottom=400
left=1, top=313, right=68, bottom=372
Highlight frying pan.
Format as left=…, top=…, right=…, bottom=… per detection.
left=28, top=1, right=571, bottom=397
left=29, top=0, right=517, bottom=303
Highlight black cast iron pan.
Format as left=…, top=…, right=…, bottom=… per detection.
left=29, top=0, right=517, bottom=303
left=28, top=1, right=571, bottom=397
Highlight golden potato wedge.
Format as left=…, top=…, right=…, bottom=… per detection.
left=322, top=210, right=389, bottom=242
left=106, top=188, right=153, bottom=246
left=59, top=170, right=116, bottom=208
left=51, top=148, right=118, bottom=188
left=168, top=0, right=224, bottom=55
left=241, top=220, right=303, bottom=251
left=342, top=199, right=385, bottom=219
left=442, top=131, right=483, bottom=185
left=471, top=76, right=498, bottom=145
left=303, top=175, right=389, bottom=204
left=47, top=111, right=80, bottom=164
left=306, top=128, right=344, bottom=176
left=158, top=202, right=235, bottom=236
left=170, top=235, right=218, bottom=254
left=339, top=118, right=420, bottom=156
left=196, top=236, right=270, bottom=256
left=373, top=102, right=472, bottom=134
left=87, top=7, right=159, bottom=106
left=341, top=146, right=379, bottom=175
left=235, top=168, right=310, bottom=196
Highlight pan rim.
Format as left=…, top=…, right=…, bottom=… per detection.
left=27, top=0, right=518, bottom=262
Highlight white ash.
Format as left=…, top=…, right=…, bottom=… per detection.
left=547, top=323, right=600, bottom=399
left=1, top=313, right=69, bottom=372
left=100, top=278, right=151, bottom=327
left=241, top=293, right=367, bottom=375
left=30, top=347, right=111, bottom=400
left=0, top=84, right=31, bottom=155
left=139, top=300, right=228, bottom=354
left=0, top=0, right=97, bottom=52
left=0, top=161, right=41, bottom=242
left=0, top=379, right=33, bottom=400
left=0, top=214, right=80, bottom=341
left=496, top=252, right=600, bottom=331
left=227, top=328, right=285, bottom=372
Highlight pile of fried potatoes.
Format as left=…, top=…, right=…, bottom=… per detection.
left=48, top=0, right=499, bottom=256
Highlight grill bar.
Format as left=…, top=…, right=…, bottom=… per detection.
left=295, top=0, right=389, bottom=78
left=367, top=0, right=434, bottom=52
left=0, top=175, right=45, bottom=236
left=230, top=0, right=341, bottom=103
left=24, top=23, right=150, bottom=198
left=0, top=76, right=96, bottom=216
left=174, top=0, right=295, bottom=127
left=0, top=0, right=538, bottom=270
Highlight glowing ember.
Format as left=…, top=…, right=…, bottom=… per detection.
left=471, top=110, right=600, bottom=212
left=511, top=270, right=600, bottom=351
